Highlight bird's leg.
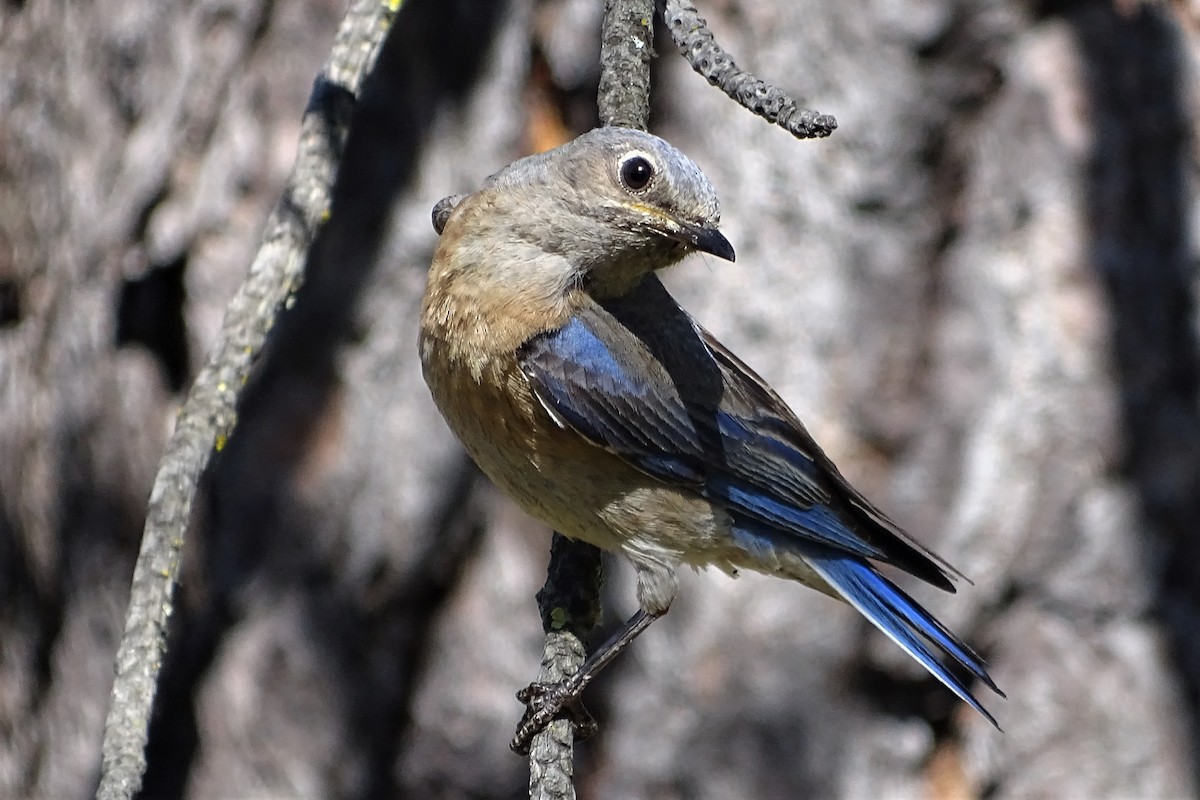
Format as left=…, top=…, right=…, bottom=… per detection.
left=511, top=608, right=661, bottom=754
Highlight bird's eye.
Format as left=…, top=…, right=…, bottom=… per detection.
left=619, top=155, right=654, bottom=192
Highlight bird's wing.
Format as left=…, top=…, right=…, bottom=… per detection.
left=519, top=306, right=895, bottom=562
left=686, top=319, right=1006, bottom=722
left=518, top=280, right=952, bottom=585
left=518, top=281, right=1003, bottom=725
left=698, top=326, right=968, bottom=587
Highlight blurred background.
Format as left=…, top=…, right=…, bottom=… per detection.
left=3, top=0, right=1199, bottom=796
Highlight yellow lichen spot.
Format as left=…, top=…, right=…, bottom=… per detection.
left=217, top=381, right=228, bottom=393
left=215, top=434, right=228, bottom=452
left=320, top=208, right=332, bottom=223
left=387, top=0, right=403, bottom=11
left=549, top=606, right=568, bottom=630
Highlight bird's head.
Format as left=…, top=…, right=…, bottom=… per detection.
left=435, top=128, right=734, bottom=300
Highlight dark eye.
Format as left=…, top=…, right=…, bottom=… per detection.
left=619, top=155, right=654, bottom=191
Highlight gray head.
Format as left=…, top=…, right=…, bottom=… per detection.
left=434, top=128, right=733, bottom=298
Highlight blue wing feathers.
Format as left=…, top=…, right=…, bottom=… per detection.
left=707, top=475, right=883, bottom=558
left=518, top=290, right=1003, bottom=723
left=522, top=317, right=887, bottom=558
left=520, top=307, right=962, bottom=590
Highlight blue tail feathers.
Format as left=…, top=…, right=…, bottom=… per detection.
left=808, top=553, right=1004, bottom=728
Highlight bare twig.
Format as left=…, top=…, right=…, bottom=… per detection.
left=659, top=0, right=837, bottom=138
left=95, top=3, right=398, bottom=798
left=523, top=534, right=604, bottom=798
left=598, top=0, right=655, bottom=131
left=521, top=1, right=654, bottom=794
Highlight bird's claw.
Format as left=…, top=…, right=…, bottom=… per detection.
left=510, top=680, right=598, bottom=755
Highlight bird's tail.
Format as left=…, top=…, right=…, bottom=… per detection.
left=806, top=553, right=1004, bottom=728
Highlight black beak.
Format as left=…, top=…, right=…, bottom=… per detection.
left=668, top=222, right=736, bottom=262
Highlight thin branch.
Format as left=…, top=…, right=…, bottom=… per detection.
left=660, top=0, right=837, bottom=139
left=598, top=0, right=655, bottom=131
left=94, top=2, right=398, bottom=798
left=522, top=0, right=654, bottom=795
left=524, top=534, right=605, bottom=799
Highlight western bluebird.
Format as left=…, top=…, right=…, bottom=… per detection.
left=419, top=127, right=1003, bottom=743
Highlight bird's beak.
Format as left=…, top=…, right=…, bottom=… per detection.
left=666, top=220, right=736, bottom=262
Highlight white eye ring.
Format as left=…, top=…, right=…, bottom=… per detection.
left=619, top=153, right=655, bottom=192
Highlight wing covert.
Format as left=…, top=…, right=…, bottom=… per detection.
left=518, top=297, right=889, bottom=562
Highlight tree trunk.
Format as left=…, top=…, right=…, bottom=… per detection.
left=1, top=0, right=1196, bottom=796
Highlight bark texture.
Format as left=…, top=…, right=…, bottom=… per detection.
left=2, top=0, right=1198, bottom=797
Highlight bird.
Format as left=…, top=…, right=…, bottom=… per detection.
left=418, top=126, right=1003, bottom=748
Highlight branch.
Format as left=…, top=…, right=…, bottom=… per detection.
left=94, top=3, right=397, bottom=798
left=659, top=0, right=837, bottom=139
left=523, top=0, right=654, bottom=795
left=524, top=534, right=605, bottom=799
left=598, top=0, right=655, bottom=131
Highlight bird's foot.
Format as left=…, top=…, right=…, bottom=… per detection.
left=510, top=679, right=598, bottom=755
